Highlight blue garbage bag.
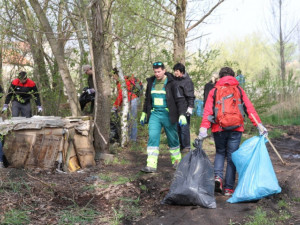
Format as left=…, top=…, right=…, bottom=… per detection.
left=227, top=136, right=281, bottom=203
left=194, top=99, right=203, bottom=117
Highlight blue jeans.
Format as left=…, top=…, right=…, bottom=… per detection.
left=213, top=131, right=242, bottom=189
left=128, top=98, right=139, bottom=141
left=177, top=115, right=191, bottom=150
left=0, top=141, right=3, bottom=162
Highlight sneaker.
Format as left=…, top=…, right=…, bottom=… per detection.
left=214, top=176, right=223, bottom=193
left=0, top=162, right=4, bottom=168
left=173, top=160, right=180, bottom=170
left=224, top=189, right=234, bottom=196
left=140, top=166, right=157, bottom=173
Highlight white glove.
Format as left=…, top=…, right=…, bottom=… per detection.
left=186, top=107, right=193, bottom=116
left=257, top=123, right=268, bottom=137
left=37, top=106, right=43, bottom=113
left=198, top=127, right=208, bottom=140
left=1, top=104, right=8, bottom=113
left=111, top=106, right=118, bottom=112
left=87, top=88, right=95, bottom=94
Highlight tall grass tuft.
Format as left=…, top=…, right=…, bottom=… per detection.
left=261, top=94, right=300, bottom=125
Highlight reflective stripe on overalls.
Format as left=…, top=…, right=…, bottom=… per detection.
left=146, top=78, right=181, bottom=169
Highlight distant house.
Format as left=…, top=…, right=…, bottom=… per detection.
left=1, top=41, right=33, bottom=88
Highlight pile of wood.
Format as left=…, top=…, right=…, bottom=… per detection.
left=0, top=116, right=95, bottom=172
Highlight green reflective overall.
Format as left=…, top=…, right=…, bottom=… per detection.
left=146, top=78, right=181, bottom=169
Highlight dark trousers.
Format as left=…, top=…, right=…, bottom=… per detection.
left=177, top=115, right=191, bottom=150
left=213, top=131, right=242, bottom=189
left=12, top=101, right=32, bottom=118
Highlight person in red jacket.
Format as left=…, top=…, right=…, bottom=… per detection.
left=198, top=67, right=268, bottom=197
left=112, top=69, right=143, bottom=142
left=2, top=71, right=42, bottom=118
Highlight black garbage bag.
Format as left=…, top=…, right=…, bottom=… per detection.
left=79, top=87, right=95, bottom=111
left=162, top=139, right=216, bottom=208
left=110, top=111, right=120, bottom=143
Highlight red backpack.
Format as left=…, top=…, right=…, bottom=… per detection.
left=213, top=85, right=245, bottom=130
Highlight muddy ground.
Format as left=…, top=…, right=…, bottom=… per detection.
left=0, top=125, right=300, bottom=225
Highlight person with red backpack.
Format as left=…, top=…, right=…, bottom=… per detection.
left=112, top=68, right=143, bottom=142
left=198, top=67, right=268, bottom=196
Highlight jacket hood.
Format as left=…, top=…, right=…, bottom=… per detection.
left=216, top=76, right=239, bottom=86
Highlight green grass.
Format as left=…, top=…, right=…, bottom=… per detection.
left=2, top=209, right=30, bottom=225
left=277, top=200, right=288, bottom=208
left=98, top=174, right=113, bottom=182
left=245, top=207, right=275, bottom=225
left=113, top=176, right=130, bottom=185
left=278, top=210, right=291, bottom=221
left=292, top=197, right=300, bottom=202
left=139, top=184, right=147, bottom=191
left=268, top=128, right=285, bottom=139
left=58, top=207, right=99, bottom=225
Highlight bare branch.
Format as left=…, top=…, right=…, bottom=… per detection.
left=153, top=0, right=176, bottom=17
left=186, top=0, right=225, bottom=33
left=186, top=33, right=210, bottom=43
left=169, top=0, right=177, bottom=7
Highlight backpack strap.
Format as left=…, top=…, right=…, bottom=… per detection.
left=208, top=88, right=218, bottom=124
left=236, top=86, right=247, bottom=117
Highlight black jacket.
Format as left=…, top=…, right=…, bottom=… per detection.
left=173, top=73, right=195, bottom=112
left=142, top=72, right=185, bottom=124
left=203, top=81, right=215, bottom=108
left=5, top=78, right=41, bottom=105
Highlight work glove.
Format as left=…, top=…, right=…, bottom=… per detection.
left=186, top=107, right=193, bottom=116
left=178, top=115, right=187, bottom=126
left=87, top=88, right=95, bottom=95
left=198, top=127, right=208, bottom=140
left=257, top=123, right=268, bottom=137
left=1, top=104, right=8, bottom=114
left=37, top=106, right=43, bottom=113
left=140, top=112, right=147, bottom=126
left=111, top=106, right=118, bottom=112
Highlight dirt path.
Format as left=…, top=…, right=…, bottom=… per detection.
left=137, top=125, right=300, bottom=225
left=0, top=125, right=300, bottom=224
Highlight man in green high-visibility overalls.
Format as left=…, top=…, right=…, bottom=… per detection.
left=140, top=62, right=187, bottom=173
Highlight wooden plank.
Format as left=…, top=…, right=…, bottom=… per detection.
left=25, top=134, right=61, bottom=170
left=3, top=133, right=35, bottom=168
left=73, top=134, right=95, bottom=168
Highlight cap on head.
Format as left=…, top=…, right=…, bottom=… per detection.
left=153, top=62, right=165, bottom=70
left=82, top=65, right=92, bottom=73
left=219, top=67, right=235, bottom=78
left=18, top=71, right=27, bottom=80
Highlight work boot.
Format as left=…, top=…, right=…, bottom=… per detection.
left=214, top=176, right=223, bottom=193
left=141, top=166, right=157, bottom=173
left=180, top=148, right=190, bottom=154
left=0, top=162, right=4, bottom=168
left=173, top=160, right=180, bottom=170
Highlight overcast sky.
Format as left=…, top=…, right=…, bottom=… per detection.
left=187, top=0, right=300, bottom=51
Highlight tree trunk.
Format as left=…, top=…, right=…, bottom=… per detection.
left=90, top=0, right=113, bottom=157
left=29, top=0, right=80, bottom=116
left=114, top=40, right=129, bottom=146
left=173, top=0, right=187, bottom=64
left=278, top=0, right=286, bottom=87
